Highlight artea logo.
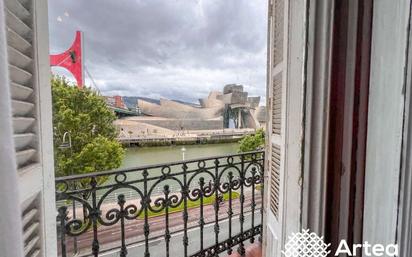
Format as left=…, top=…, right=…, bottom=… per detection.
left=282, top=229, right=399, bottom=257
left=335, top=240, right=398, bottom=256
left=282, top=229, right=331, bottom=257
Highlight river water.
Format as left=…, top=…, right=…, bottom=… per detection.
left=58, top=143, right=242, bottom=213
left=120, top=142, right=239, bottom=169
left=91, top=143, right=241, bottom=199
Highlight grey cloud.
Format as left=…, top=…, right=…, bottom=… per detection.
left=48, top=0, right=267, bottom=103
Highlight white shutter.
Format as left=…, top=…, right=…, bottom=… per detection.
left=266, top=0, right=288, bottom=255
left=3, top=0, right=56, bottom=256
left=4, top=0, right=38, bottom=171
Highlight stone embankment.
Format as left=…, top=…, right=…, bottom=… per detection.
left=117, top=129, right=256, bottom=147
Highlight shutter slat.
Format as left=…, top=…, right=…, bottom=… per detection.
left=11, top=82, right=34, bottom=101
left=14, top=133, right=35, bottom=151
left=270, top=145, right=281, bottom=218
left=9, top=64, right=32, bottom=86
left=22, top=196, right=41, bottom=257
left=8, top=45, right=32, bottom=70
left=12, top=99, right=35, bottom=117
left=18, top=0, right=32, bottom=11
left=16, top=148, right=36, bottom=168
left=23, top=222, right=39, bottom=241
left=23, top=235, right=39, bottom=256
left=5, top=8, right=32, bottom=42
left=272, top=73, right=282, bottom=136
left=27, top=249, right=40, bottom=257
left=6, top=27, right=32, bottom=56
left=13, top=117, right=35, bottom=134
left=5, top=0, right=31, bottom=25
left=22, top=208, right=37, bottom=227
left=6, top=0, right=37, bottom=169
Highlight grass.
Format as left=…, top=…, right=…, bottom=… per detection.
left=138, top=191, right=240, bottom=219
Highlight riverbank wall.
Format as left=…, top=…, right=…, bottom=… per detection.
left=118, top=135, right=243, bottom=147
left=117, top=131, right=254, bottom=147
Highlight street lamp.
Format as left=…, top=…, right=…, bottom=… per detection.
left=59, top=131, right=72, bottom=149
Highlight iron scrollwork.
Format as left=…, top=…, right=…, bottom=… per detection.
left=56, top=150, right=264, bottom=257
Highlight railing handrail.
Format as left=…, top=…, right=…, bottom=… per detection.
left=56, top=150, right=264, bottom=182
left=56, top=151, right=265, bottom=257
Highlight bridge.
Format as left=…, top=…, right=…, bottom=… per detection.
left=108, top=106, right=139, bottom=118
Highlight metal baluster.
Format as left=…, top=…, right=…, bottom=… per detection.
left=250, top=167, right=256, bottom=243
left=58, top=206, right=68, bottom=257
left=90, top=177, right=100, bottom=257
left=164, top=185, right=171, bottom=257
left=71, top=182, right=78, bottom=255
left=259, top=153, right=264, bottom=243
left=182, top=164, right=189, bottom=257
left=199, top=177, right=205, bottom=256
left=237, top=155, right=245, bottom=256
left=118, top=194, right=128, bottom=257
left=72, top=197, right=78, bottom=255
left=213, top=159, right=220, bottom=256
left=227, top=172, right=234, bottom=255
left=143, top=170, right=150, bottom=257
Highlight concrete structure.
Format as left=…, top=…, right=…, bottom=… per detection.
left=119, top=116, right=224, bottom=131
left=115, top=116, right=255, bottom=145
left=138, top=98, right=223, bottom=120
left=114, top=85, right=266, bottom=137
left=135, top=84, right=265, bottom=131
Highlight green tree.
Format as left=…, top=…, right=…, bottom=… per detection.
left=52, top=77, right=124, bottom=181
left=238, top=128, right=265, bottom=153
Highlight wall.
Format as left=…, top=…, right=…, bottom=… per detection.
left=135, top=118, right=224, bottom=130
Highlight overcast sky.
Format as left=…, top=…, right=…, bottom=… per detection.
left=48, top=0, right=268, bottom=104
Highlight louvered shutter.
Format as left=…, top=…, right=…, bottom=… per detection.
left=3, top=0, right=56, bottom=256
left=270, top=144, right=281, bottom=218
left=5, top=0, right=38, bottom=171
left=22, top=195, right=41, bottom=257
left=266, top=0, right=288, bottom=256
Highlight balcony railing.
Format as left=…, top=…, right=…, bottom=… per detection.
left=55, top=151, right=264, bottom=257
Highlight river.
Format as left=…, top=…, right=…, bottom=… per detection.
left=55, top=143, right=240, bottom=205
left=57, top=143, right=242, bottom=215
left=120, top=142, right=239, bottom=169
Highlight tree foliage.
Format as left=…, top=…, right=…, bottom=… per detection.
left=52, top=77, right=124, bottom=179
left=238, top=128, right=265, bottom=153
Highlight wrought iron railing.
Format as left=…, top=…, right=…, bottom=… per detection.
left=56, top=151, right=264, bottom=257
